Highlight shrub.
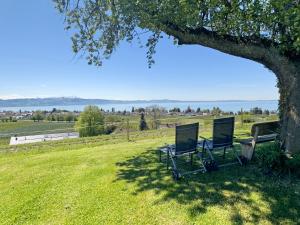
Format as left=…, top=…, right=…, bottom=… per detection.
left=285, top=154, right=300, bottom=176
left=243, top=118, right=255, bottom=123
left=104, top=125, right=117, bottom=134
left=256, top=142, right=300, bottom=176
left=255, top=142, right=285, bottom=172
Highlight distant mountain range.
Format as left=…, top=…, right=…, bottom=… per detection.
left=0, top=97, right=277, bottom=107
left=0, top=97, right=185, bottom=107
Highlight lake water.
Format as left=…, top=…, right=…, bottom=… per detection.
left=0, top=100, right=278, bottom=113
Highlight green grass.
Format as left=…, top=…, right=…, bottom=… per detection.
left=0, top=120, right=75, bottom=137
left=0, top=114, right=276, bottom=148
left=0, top=121, right=75, bottom=148
left=0, top=131, right=299, bottom=224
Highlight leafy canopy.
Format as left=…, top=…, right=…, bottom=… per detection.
left=54, top=0, right=300, bottom=66
left=76, top=105, right=104, bottom=137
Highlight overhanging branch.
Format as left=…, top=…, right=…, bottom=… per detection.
left=162, top=22, right=278, bottom=67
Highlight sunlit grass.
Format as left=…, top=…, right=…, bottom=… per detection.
left=0, top=131, right=299, bottom=224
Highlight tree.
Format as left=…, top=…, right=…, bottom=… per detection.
left=139, top=113, right=148, bottom=131
left=169, top=107, right=181, bottom=113
left=185, top=106, right=192, bottom=114
left=54, top=1, right=300, bottom=154
left=76, top=105, right=105, bottom=137
left=147, top=105, right=162, bottom=129
left=65, top=113, right=74, bottom=122
left=211, top=107, right=222, bottom=116
left=32, top=111, right=44, bottom=122
left=250, top=107, right=263, bottom=115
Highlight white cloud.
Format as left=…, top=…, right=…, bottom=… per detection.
left=0, top=94, right=58, bottom=100
left=0, top=94, right=28, bottom=100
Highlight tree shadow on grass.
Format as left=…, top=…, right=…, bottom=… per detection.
left=115, top=147, right=300, bottom=224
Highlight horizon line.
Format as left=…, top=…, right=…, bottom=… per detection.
left=0, top=96, right=279, bottom=102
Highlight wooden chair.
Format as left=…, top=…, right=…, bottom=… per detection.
left=240, top=121, right=280, bottom=160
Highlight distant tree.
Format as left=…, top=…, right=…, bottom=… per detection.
left=250, top=107, right=263, bottom=115
left=264, top=110, right=270, bottom=116
left=196, top=108, right=201, bottom=113
left=65, top=113, right=74, bottom=123
left=32, top=111, right=44, bottom=122
left=55, top=114, right=64, bottom=122
left=47, top=114, right=56, bottom=121
left=211, top=107, right=222, bottom=116
left=131, top=107, right=135, bottom=113
left=137, top=108, right=145, bottom=113
left=185, top=106, right=192, bottom=114
left=147, top=105, right=162, bottom=129
left=139, top=113, right=148, bottom=131
left=169, top=107, right=181, bottom=113
left=76, top=105, right=105, bottom=137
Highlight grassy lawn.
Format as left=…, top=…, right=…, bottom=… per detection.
left=0, top=121, right=75, bottom=147
left=0, top=132, right=299, bottom=225
left=0, top=120, right=75, bottom=137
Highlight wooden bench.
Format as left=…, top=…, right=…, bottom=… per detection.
left=240, top=121, right=280, bottom=160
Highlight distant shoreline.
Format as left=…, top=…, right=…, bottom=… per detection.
left=0, top=99, right=278, bottom=113
left=0, top=97, right=278, bottom=108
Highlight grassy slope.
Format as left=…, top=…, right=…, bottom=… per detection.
left=0, top=121, right=75, bottom=147
left=0, top=121, right=75, bottom=137
left=0, top=134, right=299, bottom=225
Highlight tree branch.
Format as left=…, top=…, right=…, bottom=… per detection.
left=162, top=22, right=278, bottom=66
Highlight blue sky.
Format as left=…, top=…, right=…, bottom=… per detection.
left=0, top=0, right=278, bottom=101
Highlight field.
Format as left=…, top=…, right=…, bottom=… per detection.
left=0, top=121, right=75, bottom=146
left=1, top=114, right=299, bottom=224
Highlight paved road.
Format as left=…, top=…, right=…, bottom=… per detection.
left=10, top=132, right=79, bottom=145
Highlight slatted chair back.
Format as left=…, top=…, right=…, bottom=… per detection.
left=212, top=117, right=235, bottom=148
left=175, top=123, right=199, bottom=155
left=251, top=121, right=280, bottom=137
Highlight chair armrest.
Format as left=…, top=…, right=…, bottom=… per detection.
left=199, top=135, right=212, bottom=140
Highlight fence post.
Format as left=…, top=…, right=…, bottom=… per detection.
left=126, top=118, right=130, bottom=141
left=241, top=108, right=244, bottom=128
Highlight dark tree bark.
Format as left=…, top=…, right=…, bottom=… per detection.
left=162, top=25, right=300, bottom=154
left=277, top=61, right=300, bottom=154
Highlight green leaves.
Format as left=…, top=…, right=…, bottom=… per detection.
left=54, top=0, right=300, bottom=67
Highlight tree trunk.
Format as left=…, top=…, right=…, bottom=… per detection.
left=277, top=60, right=300, bottom=154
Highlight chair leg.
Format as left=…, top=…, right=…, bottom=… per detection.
left=167, top=150, right=169, bottom=170
left=232, top=146, right=243, bottom=166
left=206, top=148, right=215, bottom=161
left=159, top=150, right=162, bottom=162
left=197, top=152, right=207, bottom=173
left=169, top=154, right=180, bottom=180
left=190, top=153, right=193, bottom=167
left=223, top=147, right=226, bottom=159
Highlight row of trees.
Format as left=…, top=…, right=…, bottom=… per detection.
left=31, top=111, right=78, bottom=122
left=75, top=106, right=157, bottom=137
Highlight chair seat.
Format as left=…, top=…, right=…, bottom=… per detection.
left=198, top=140, right=213, bottom=149
left=256, top=134, right=278, bottom=143
left=160, top=145, right=175, bottom=155
left=240, top=134, right=277, bottom=145
left=160, top=145, right=197, bottom=156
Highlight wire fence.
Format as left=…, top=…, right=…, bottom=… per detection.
left=0, top=116, right=209, bottom=138
left=0, top=114, right=265, bottom=152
